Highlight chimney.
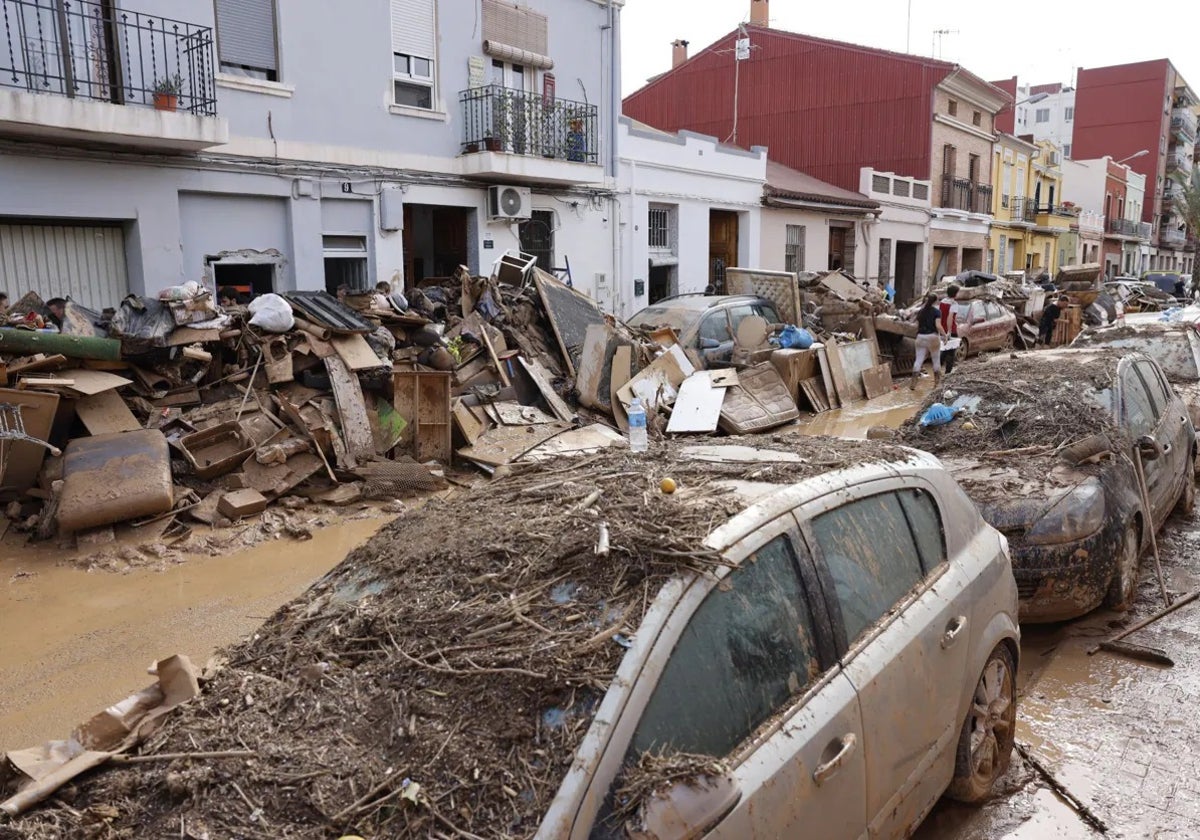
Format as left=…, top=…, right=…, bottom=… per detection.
left=672, top=39, right=689, bottom=68
left=750, top=0, right=769, bottom=27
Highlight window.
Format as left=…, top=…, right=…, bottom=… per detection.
left=1136, top=361, right=1173, bottom=416
left=391, top=0, right=437, bottom=109
left=968, top=153, right=980, bottom=184
left=698, top=312, right=731, bottom=346
left=629, top=535, right=821, bottom=758
left=1065, top=106, right=1075, bottom=122
left=1036, top=108, right=1050, bottom=123
left=648, top=207, right=672, bottom=250
left=214, top=0, right=279, bottom=81
left=1064, top=143, right=1071, bottom=158
left=948, top=99, right=958, bottom=117
left=942, top=144, right=957, bottom=177
left=812, top=493, right=925, bottom=646
left=322, top=235, right=368, bottom=294
left=1122, top=366, right=1158, bottom=437
left=897, top=489, right=946, bottom=573
left=972, top=110, right=981, bottom=127
left=784, top=224, right=806, bottom=272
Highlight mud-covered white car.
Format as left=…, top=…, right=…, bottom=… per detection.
left=541, top=447, right=1020, bottom=839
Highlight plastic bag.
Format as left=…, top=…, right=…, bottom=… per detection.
left=247, top=293, right=295, bottom=332
left=157, top=280, right=203, bottom=301
left=778, top=325, right=814, bottom=349
left=919, top=403, right=955, bottom=427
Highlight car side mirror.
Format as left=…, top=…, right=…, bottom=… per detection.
left=1137, top=434, right=1164, bottom=461
left=626, top=771, right=741, bottom=840
left=699, top=338, right=721, bottom=350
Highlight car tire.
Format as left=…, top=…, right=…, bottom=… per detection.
left=960, top=338, right=971, bottom=359
left=1000, top=330, right=1015, bottom=351
left=946, top=644, right=1016, bottom=803
left=1176, top=469, right=1195, bottom=516
left=1105, top=519, right=1143, bottom=611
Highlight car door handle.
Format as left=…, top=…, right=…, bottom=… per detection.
left=941, top=615, right=967, bottom=649
left=813, top=733, right=857, bottom=785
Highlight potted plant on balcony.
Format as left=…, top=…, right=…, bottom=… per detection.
left=153, top=73, right=183, bottom=112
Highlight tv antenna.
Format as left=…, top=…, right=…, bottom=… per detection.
left=716, top=23, right=760, bottom=144
left=931, top=28, right=958, bottom=59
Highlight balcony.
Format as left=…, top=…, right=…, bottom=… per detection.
left=1024, top=202, right=1078, bottom=221
left=0, top=0, right=226, bottom=150
left=1172, top=109, right=1197, bottom=143
left=940, top=175, right=992, bottom=214
left=1161, top=227, right=1187, bottom=247
left=459, top=84, right=602, bottom=186
left=1108, top=217, right=1142, bottom=237
left=1167, top=149, right=1193, bottom=175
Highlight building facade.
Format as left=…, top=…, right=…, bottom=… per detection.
left=758, top=162, right=880, bottom=284
left=616, top=118, right=766, bottom=318
left=858, top=168, right=932, bottom=303
left=989, top=133, right=1038, bottom=276
left=621, top=4, right=1008, bottom=284
left=994, top=79, right=1077, bottom=158
left=1072, top=59, right=1196, bottom=274
left=0, top=0, right=624, bottom=310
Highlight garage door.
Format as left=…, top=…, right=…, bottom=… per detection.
left=0, top=222, right=130, bottom=311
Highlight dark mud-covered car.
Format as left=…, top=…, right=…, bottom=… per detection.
left=627, top=294, right=780, bottom=367
left=901, top=349, right=1197, bottom=622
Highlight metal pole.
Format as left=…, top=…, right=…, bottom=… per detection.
left=906, top=0, right=912, bottom=53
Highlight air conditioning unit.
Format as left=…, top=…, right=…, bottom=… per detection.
left=1048, top=151, right=1061, bottom=166
left=488, top=185, right=532, bottom=221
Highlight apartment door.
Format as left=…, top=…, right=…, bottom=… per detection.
left=829, top=227, right=847, bottom=271
left=403, top=204, right=471, bottom=286
left=709, top=210, right=739, bottom=293
left=894, top=241, right=919, bottom=305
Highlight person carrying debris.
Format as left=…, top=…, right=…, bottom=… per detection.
left=1039, top=294, right=1070, bottom=345
left=938, top=284, right=961, bottom=375
left=912, top=292, right=946, bottom=389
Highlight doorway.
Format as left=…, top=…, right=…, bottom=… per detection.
left=403, top=205, right=472, bottom=287
left=894, top=241, right=919, bottom=305
left=211, top=263, right=275, bottom=301
left=962, top=248, right=983, bottom=271
left=648, top=263, right=677, bottom=303
left=519, top=210, right=555, bottom=273
left=708, top=210, right=739, bottom=293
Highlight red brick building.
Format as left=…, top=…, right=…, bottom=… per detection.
left=623, top=4, right=1010, bottom=283
left=1072, top=59, right=1196, bottom=273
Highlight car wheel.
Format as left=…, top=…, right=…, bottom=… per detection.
left=946, top=644, right=1016, bottom=803
left=1000, top=330, right=1015, bottom=351
left=1176, top=469, right=1196, bottom=516
left=960, top=338, right=971, bottom=358
left=1105, top=519, right=1142, bottom=611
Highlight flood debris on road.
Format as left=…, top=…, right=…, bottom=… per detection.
left=0, top=438, right=911, bottom=838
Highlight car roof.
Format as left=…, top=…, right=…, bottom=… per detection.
left=645, top=294, right=767, bottom=311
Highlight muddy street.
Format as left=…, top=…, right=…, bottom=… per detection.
left=0, top=515, right=392, bottom=749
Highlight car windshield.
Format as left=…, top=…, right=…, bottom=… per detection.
left=626, top=305, right=702, bottom=334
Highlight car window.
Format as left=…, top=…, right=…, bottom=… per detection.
left=628, top=534, right=821, bottom=759
left=1122, top=367, right=1158, bottom=437
left=811, top=492, right=924, bottom=646
left=755, top=302, right=781, bottom=324
left=1136, top=361, right=1173, bottom=414
left=698, top=311, right=731, bottom=345
left=896, top=488, right=946, bottom=573
left=727, top=304, right=758, bottom=338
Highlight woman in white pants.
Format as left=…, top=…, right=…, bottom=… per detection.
left=912, top=293, right=946, bottom=389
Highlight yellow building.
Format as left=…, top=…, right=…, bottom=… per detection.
left=989, top=135, right=1071, bottom=277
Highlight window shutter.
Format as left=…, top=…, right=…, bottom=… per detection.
left=391, top=0, right=436, bottom=59
left=482, top=0, right=549, bottom=61
left=215, top=0, right=277, bottom=71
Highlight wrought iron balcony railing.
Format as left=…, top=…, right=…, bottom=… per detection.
left=1109, top=217, right=1141, bottom=236
left=940, top=175, right=992, bottom=214
left=1161, top=227, right=1187, bottom=246
left=1, top=0, right=216, bottom=116
left=1024, top=203, right=1079, bottom=222
left=460, top=84, right=598, bottom=164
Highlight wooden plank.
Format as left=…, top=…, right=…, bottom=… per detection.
left=75, top=390, right=141, bottom=435
left=814, top=344, right=841, bottom=409
left=799, top=377, right=830, bottom=412
left=55, top=368, right=132, bottom=396
left=610, top=344, right=633, bottom=432
left=6, top=354, right=68, bottom=376
left=478, top=322, right=511, bottom=387
left=331, top=334, right=386, bottom=371
left=666, top=373, right=726, bottom=434
left=836, top=339, right=876, bottom=402
left=861, top=363, right=894, bottom=400
left=166, top=326, right=225, bottom=347
left=451, top=399, right=489, bottom=446
left=575, top=323, right=614, bottom=410
left=519, top=356, right=576, bottom=423
left=822, top=337, right=855, bottom=405
left=324, top=356, right=375, bottom=467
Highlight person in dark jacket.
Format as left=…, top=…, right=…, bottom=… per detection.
left=911, top=293, right=946, bottom=389
left=1039, top=294, right=1070, bottom=344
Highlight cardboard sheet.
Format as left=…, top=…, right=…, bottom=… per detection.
left=617, top=344, right=695, bottom=412
left=519, top=357, right=577, bottom=423
left=862, top=364, right=894, bottom=400
left=609, top=345, right=633, bottom=432
left=667, top=372, right=727, bottom=434
left=520, top=424, right=627, bottom=460
left=75, top=389, right=141, bottom=434
left=332, top=333, right=386, bottom=371
left=457, top=422, right=571, bottom=466
left=53, top=368, right=131, bottom=396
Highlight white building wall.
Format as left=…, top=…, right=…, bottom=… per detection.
left=859, top=168, right=932, bottom=293
left=1061, top=158, right=1106, bottom=218
left=1014, top=84, right=1076, bottom=155
left=616, top=119, right=766, bottom=319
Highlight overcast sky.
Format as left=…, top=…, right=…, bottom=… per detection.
left=621, top=0, right=1200, bottom=99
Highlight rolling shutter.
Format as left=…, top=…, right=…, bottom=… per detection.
left=0, top=222, right=129, bottom=310
left=391, top=0, right=436, bottom=59
left=214, top=0, right=278, bottom=72
left=482, top=0, right=551, bottom=68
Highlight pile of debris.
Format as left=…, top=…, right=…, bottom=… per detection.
left=0, top=437, right=911, bottom=837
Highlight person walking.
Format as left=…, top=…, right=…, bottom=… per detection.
left=912, top=292, right=946, bottom=389
left=938, top=284, right=961, bottom=375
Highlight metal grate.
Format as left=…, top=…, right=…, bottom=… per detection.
left=460, top=84, right=597, bottom=163
left=892, top=179, right=910, bottom=198
left=648, top=206, right=671, bottom=250
left=872, top=173, right=890, bottom=193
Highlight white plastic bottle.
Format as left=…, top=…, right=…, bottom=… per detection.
left=627, top=398, right=648, bottom=453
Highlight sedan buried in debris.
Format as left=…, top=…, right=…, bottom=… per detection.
left=901, top=349, right=1197, bottom=622
left=627, top=294, right=781, bottom=367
